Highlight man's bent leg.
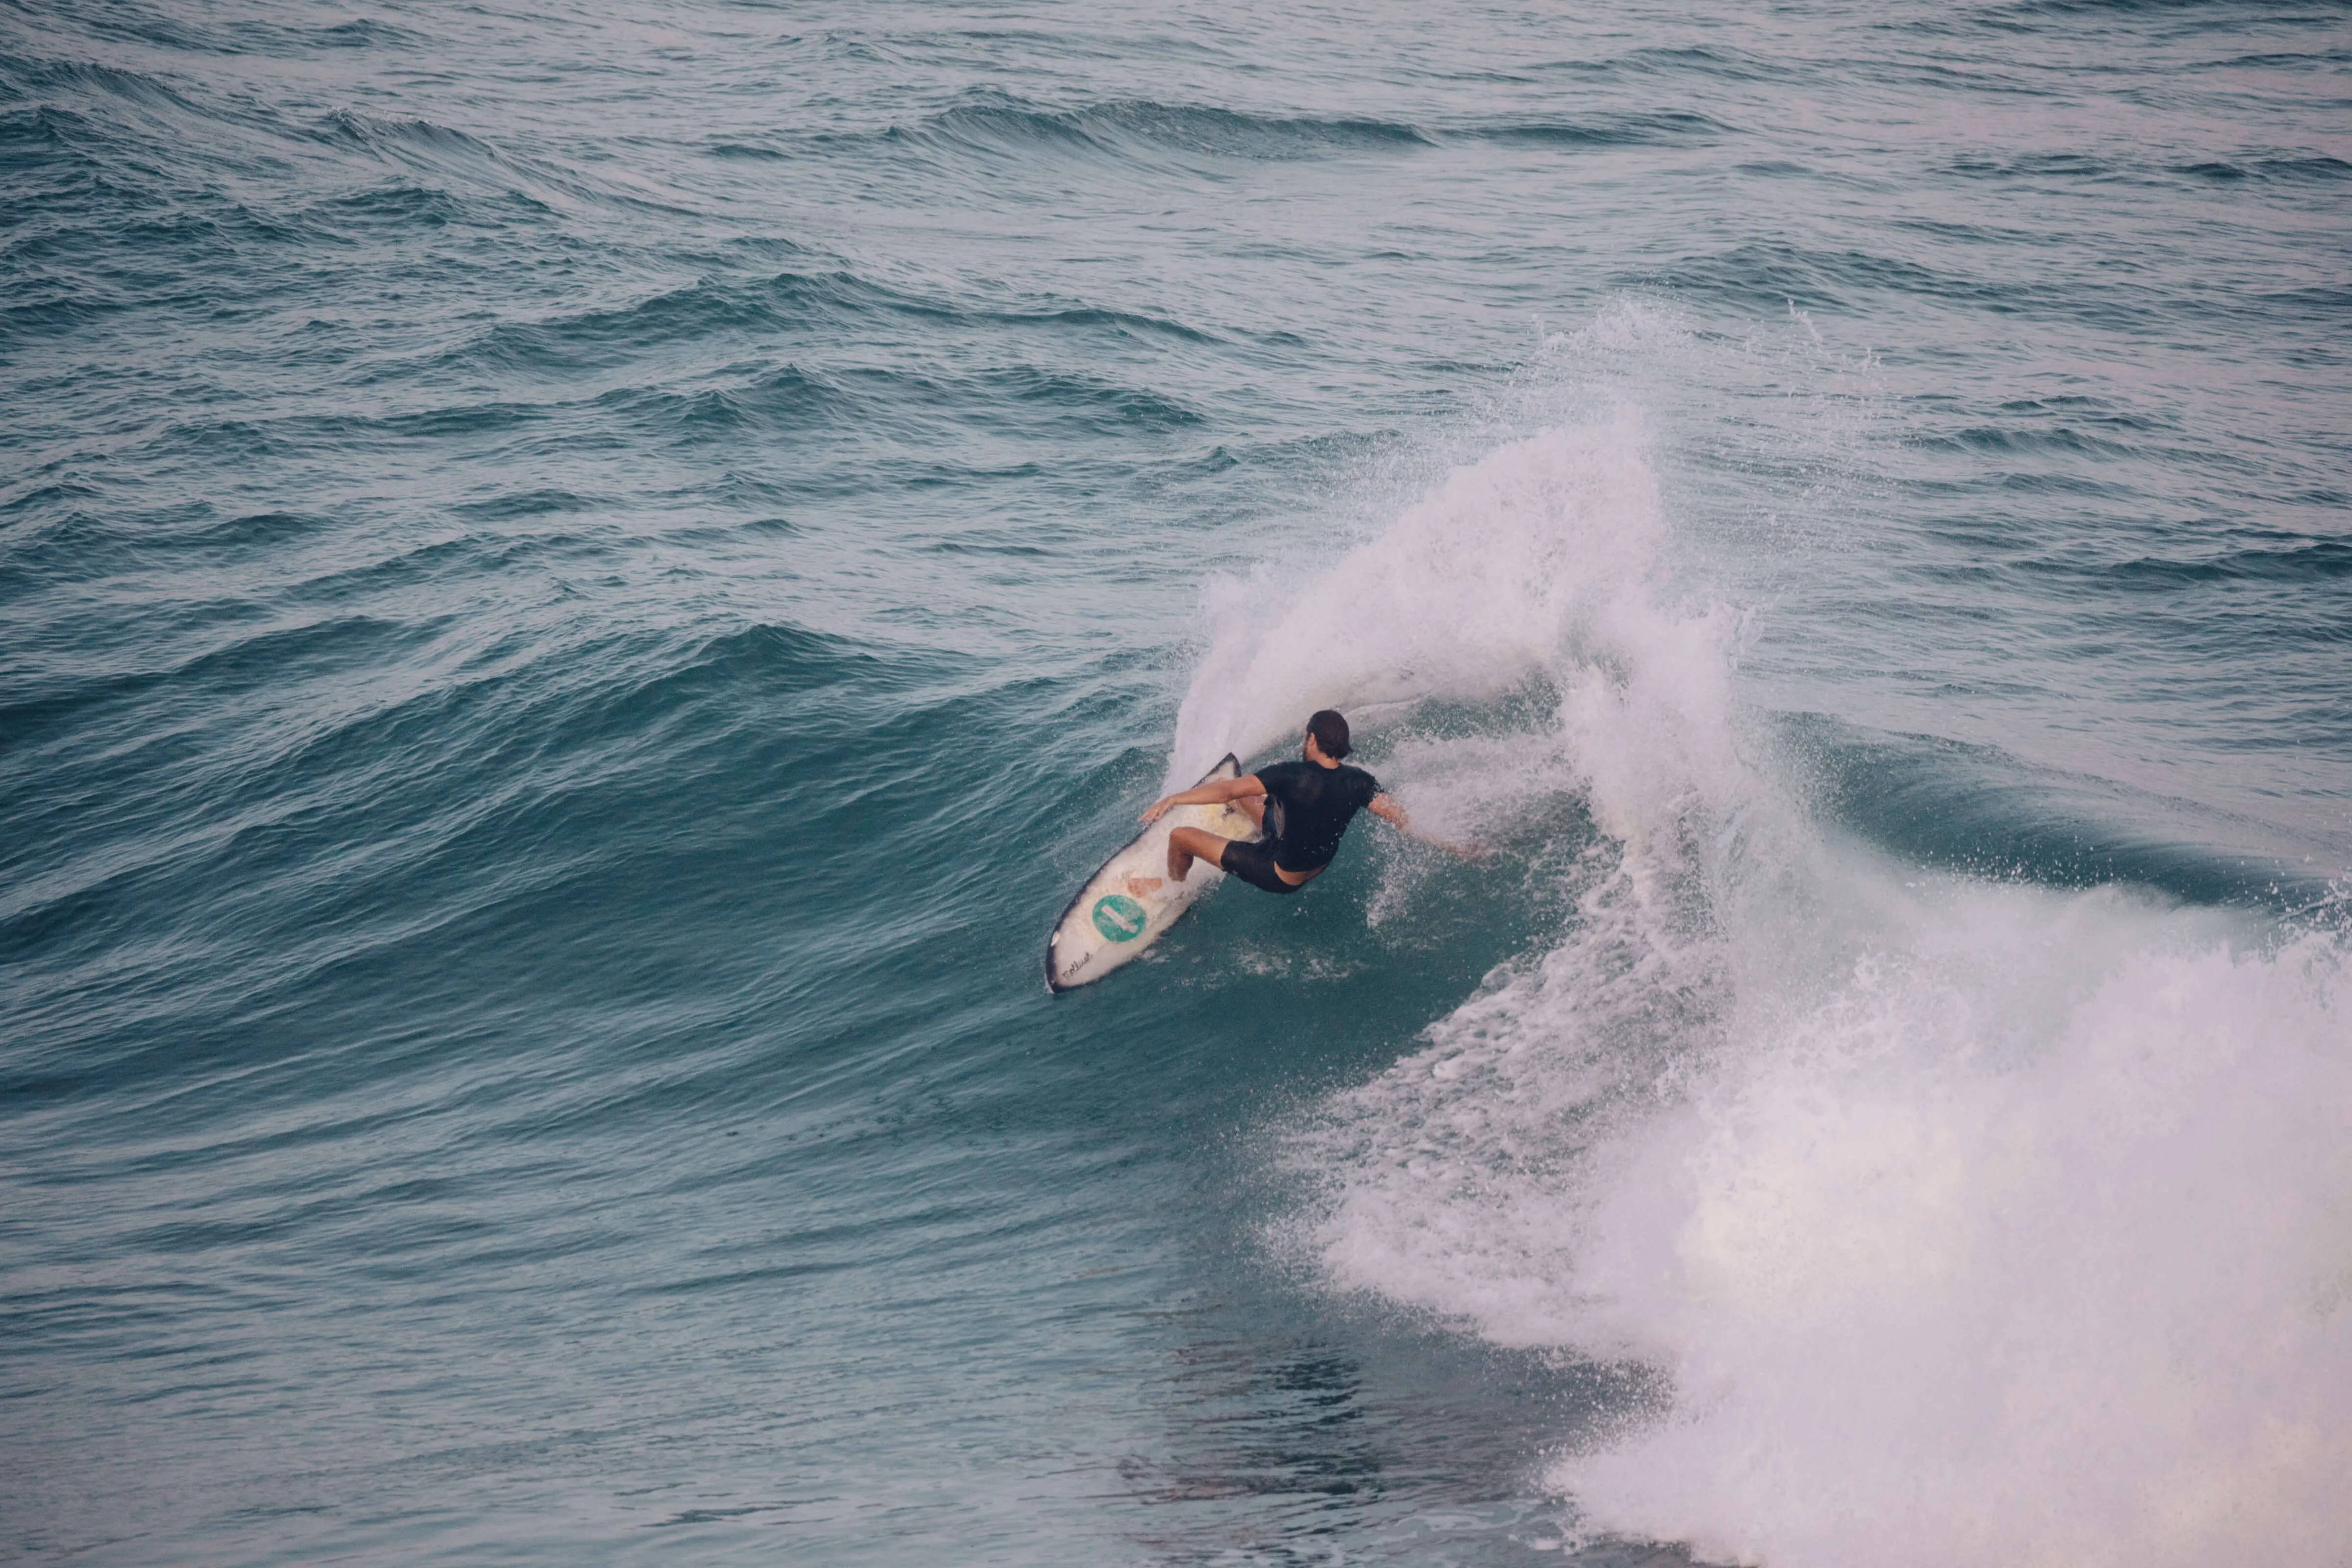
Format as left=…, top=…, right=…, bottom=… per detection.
left=1166, top=826, right=1228, bottom=884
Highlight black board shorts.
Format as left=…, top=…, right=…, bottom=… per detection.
left=1220, top=837, right=1305, bottom=895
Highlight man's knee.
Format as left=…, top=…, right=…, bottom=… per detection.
left=1169, top=826, right=1225, bottom=868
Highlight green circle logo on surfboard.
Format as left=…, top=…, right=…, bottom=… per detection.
left=1091, top=893, right=1148, bottom=942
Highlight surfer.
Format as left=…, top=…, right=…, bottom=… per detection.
left=1127, top=710, right=1477, bottom=899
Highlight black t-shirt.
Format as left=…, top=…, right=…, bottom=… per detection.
left=1254, top=760, right=1381, bottom=872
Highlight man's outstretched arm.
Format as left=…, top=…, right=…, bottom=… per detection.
left=1140, top=772, right=1266, bottom=824
left=1367, top=793, right=1485, bottom=861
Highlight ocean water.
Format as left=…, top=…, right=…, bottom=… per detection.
left=4, top=0, right=2349, bottom=1563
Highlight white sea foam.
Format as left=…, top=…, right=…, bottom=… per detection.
left=1544, top=898, right=2352, bottom=1568
left=1166, top=411, right=1712, bottom=790
left=1182, top=393, right=2352, bottom=1567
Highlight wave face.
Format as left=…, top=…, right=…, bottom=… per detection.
left=3, top=0, right=2348, bottom=1565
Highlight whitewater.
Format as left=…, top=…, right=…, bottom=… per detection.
left=5, top=1, right=2348, bottom=1565
left=1201, top=398, right=2352, bottom=1567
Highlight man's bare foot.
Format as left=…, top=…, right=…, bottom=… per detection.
left=1123, top=874, right=1164, bottom=900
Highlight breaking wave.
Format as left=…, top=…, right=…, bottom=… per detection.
left=1176, top=391, right=2352, bottom=1567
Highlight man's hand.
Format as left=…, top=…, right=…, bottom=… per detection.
left=1141, top=773, right=1261, bottom=824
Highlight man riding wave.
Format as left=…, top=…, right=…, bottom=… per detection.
left=1126, top=710, right=1478, bottom=900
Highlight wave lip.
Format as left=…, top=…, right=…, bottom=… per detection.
left=847, top=88, right=1433, bottom=165
left=1473, top=109, right=1733, bottom=147
left=856, top=90, right=1734, bottom=169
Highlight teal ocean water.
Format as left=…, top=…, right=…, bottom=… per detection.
left=5, top=2, right=2349, bottom=1563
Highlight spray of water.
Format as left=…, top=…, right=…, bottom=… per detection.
left=1177, top=325, right=2352, bottom=1566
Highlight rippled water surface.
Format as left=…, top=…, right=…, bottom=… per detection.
left=5, top=2, right=2349, bottom=1564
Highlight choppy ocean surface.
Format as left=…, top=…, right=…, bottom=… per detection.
left=5, top=1, right=2350, bottom=1563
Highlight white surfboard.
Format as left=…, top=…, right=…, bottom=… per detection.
left=1046, top=754, right=1255, bottom=992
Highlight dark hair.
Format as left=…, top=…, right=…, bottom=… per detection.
left=1307, top=709, right=1351, bottom=760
